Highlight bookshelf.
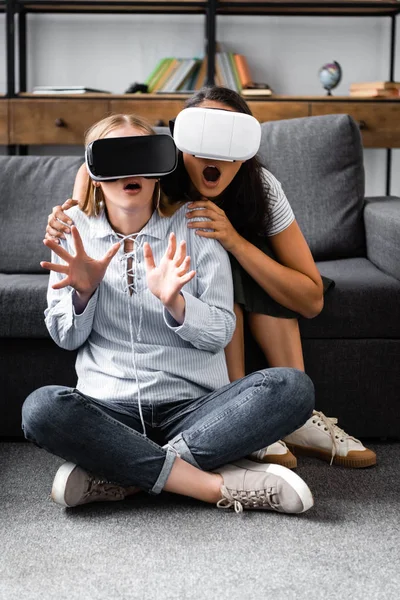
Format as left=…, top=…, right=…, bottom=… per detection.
left=3, top=0, right=400, bottom=190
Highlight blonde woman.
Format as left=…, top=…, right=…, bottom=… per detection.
left=22, top=113, right=315, bottom=514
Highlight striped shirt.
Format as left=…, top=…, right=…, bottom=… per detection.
left=45, top=203, right=235, bottom=412
left=261, top=168, right=295, bottom=236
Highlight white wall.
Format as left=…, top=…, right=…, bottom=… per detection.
left=1, top=12, right=399, bottom=195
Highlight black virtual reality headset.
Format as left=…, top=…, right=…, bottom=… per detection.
left=85, top=134, right=178, bottom=182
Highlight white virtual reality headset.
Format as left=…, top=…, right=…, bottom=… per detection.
left=172, top=107, right=261, bottom=162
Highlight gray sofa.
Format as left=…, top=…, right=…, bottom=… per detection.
left=1, top=114, right=399, bottom=438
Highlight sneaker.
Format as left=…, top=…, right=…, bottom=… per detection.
left=51, top=462, right=134, bottom=507
left=248, top=440, right=297, bottom=469
left=284, top=410, right=377, bottom=468
left=214, top=459, right=314, bottom=514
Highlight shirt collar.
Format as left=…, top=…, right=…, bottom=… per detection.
left=89, top=208, right=171, bottom=241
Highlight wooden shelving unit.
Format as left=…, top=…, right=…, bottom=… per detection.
left=3, top=0, right=400, bottom=190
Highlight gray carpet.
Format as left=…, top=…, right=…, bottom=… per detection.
left=1, top=442, right=400, bottom=600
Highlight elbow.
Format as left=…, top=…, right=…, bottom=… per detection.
left=302, top=294, right=324, bottom=319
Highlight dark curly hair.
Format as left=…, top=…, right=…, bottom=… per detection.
left=160, top=85, right=270, bottom=238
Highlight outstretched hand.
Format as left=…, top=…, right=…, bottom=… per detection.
left=185, top=198, right=242, bottom=253
left=143, top=232, right=195, bottom=308
left=41, top=225, right=120, bottom=296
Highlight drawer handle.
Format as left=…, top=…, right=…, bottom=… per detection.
left=358, top=120, right=367, bottom=130
left=54, top=118, right=66, bottom=128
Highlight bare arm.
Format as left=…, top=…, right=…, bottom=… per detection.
left=232, top=221, right=324, bottom=318
left=186, top=200, right=323, bottom=319
left=45, top=162, right=88, bottom=241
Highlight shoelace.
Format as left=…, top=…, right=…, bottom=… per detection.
left=312, top=410, right=353, bottom=465
left=86, top=478, right=126, bottom=501
left=217, top=486, right=279, bottom=514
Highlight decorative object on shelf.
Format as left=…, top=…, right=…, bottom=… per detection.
left=318, top=61, right=342, bottom=96
left=124, top=82, right=148, bottom=94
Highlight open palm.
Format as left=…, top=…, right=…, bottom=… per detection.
left=143, top=232, right=195, bottom=306
left=41, top=225, right=120, bottom=295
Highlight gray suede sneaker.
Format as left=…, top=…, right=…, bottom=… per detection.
left=214, top=459, right=314, bottom=514
left=51, top=462, right=132, bottom=508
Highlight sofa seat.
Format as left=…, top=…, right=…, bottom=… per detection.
left=0, top=274, right=48, bottom=338
left=301, top=258, right=400, bottom=339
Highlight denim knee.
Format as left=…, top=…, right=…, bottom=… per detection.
left=279, top=367, right=315, bottom=422
left=21, top=385, right=64, bottom=443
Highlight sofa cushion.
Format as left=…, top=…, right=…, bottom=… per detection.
left=0, top=156, right=83, bottom=274
left=300, top=258, right=400, bottom=339
left=0, top=274, right=49, bottom=337
left=258, top=114, right=365, bottom=261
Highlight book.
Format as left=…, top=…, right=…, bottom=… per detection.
left=349, top=88, right=400, bottom=97
left=144, top=58, right=167, bottom=88
left=147, top=58, right=174, bottom=93
left=152, top=58, right=179, bottom=92
left=157, top=58, right=198, bottom=93
left=228, top=52, right=242, bottom=92
left=233, top=54, right=253, bottom=89
left=32, top=86, right=111, bottom=94
left=350, top=81, right=400, bottom=91
left=241, top=87, right=272, bottom=97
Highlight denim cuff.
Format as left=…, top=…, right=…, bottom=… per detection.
left=150, top=445, right=177, bottom=495
left=168, top=433, right=202, bottom=469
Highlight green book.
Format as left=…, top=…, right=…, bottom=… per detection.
left=229, top=52, right=242, bottom=92
left=147, top=58, right=171, bottom=92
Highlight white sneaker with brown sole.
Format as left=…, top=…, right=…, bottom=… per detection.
left=248, top=440, right=297, bottom=469
left=284, top=410, right=377, bottom=468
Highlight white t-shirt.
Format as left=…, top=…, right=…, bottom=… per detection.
left=261, top=167, right=295, bottom=237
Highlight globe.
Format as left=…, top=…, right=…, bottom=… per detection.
left=318, top=61, right=342, bottom=96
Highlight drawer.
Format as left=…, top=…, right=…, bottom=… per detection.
left=9, top=100, right=110, bottom=145
left=110, top=99, right=187, bottom=127
left=247, top=101, right=309, bottom=123
left=0, top=100, right=8, bottom=144
left=311, top=102, right=400, bottom=147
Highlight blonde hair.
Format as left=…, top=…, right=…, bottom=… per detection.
left=80, top=113, right=165, bottom=217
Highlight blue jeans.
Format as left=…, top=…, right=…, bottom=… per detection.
left=22, top=368, right=314, bottom=494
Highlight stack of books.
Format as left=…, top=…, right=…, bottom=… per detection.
left=349, top=81, right=400, bottom=97
left=143, top=52, right=272, bottom=97
left=144, top=58, right=202, bottom=94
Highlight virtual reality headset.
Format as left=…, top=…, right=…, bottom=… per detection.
left=85, top=134, right=177, bottom=182
left=172, top=107, right=261, bottom=162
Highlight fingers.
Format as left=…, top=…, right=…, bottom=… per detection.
left=49, top=204, right=73, bottom=231
left=62, top=198, right=78, bottom=210
left=185, top=209, right=215, bottom=221
left=187, top=220, right=216, bottom=231
left=70, top=226, right=87, bottom=256
left=180, top=270, right=196, bottom=286
left=176, top=255, right=191, bottom=276
left=43, top=238, right=72, bottom=262
left=51, top=277, right=71, bottom=290
left=186, top=199, right=224, bottom=215
left=45, top=228, right=62, bottom=243
left=174, top=240, right=187, bottom=267
left=102, top=242, right=121, bottom=266
left=40, top=261, right=68, bottom=274
left=143, top=242, right=156, bottom=271
left=166, top=232, right=176, bottom=260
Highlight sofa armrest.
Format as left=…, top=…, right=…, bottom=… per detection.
left=364, top=196, right=400, bottom=281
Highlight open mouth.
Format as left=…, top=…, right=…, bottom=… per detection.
left=123, top=181, right=141, bottom=191
left=203, top=165, right=221, bottom=184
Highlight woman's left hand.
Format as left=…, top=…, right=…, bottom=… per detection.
left=185, top=199, right=242, bottom=253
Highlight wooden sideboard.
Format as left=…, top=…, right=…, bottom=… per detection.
left=2, top=95, right=400, bottom=148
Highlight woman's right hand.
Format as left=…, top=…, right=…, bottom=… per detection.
left=45, top=198, right=79, bottom=242
left=41, top=226, right=120, bottom=298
